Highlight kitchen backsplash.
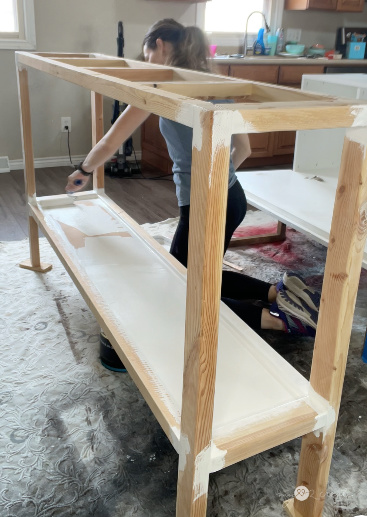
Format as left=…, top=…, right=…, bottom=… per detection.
left=282, top=8, right=367, bottom=49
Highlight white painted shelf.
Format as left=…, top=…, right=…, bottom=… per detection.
left=32, top=191, right=330, bottom=472
left=237, top=168, right=367, bottom=269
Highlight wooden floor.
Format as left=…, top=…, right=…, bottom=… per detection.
left=0, top=166, right=178, bottom=241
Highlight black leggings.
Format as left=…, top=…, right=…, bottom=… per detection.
left=170, top=180, right=272, bottom=329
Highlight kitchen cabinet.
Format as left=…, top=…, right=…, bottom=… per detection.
left=229, top=65, right=279, bottom=84
left=141, top=116, right=173, bottom=174
left=213, top=64, right=229, bottom=76
left=285, top=0, right=336, bottom=8
left=141, top=63, right=326, bottom=172
left=229, top=65, right=279, bottom=164
left=231, top=64, right=325, bottom=167
left=336, top=0, right=365, bottom=11
left=285, top=0, right=364, bottom=10
left=278, top=65, right=325, bottom=87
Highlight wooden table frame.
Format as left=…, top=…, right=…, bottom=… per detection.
left=15, top=51, right=367, bottom=517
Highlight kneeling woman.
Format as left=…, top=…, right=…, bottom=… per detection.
left=66, top=19, right=319, bottom=337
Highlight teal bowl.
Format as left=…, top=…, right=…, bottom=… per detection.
left=308, top=47, right=326, bottom=56
left=285, top=44, right=305, bottom=55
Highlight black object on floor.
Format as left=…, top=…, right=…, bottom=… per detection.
left=100, top=331, right=127, bottom=372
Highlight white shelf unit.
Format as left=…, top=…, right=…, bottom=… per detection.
left=15, top=52, right=367, bottom=517
left=238, top=73, right=367, bottom=269
left=32, top=191, right=331, bottom=471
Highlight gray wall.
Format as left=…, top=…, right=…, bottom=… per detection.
left=1, top=0, right=198, bottom=162
left=3, top=1, right=367, bottom=164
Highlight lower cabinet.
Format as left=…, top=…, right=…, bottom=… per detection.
left=230, top=63, right=324, bottom=168
left=141, top=115, right=173, bottom=174
left=141, top=63, right=325, bottom=173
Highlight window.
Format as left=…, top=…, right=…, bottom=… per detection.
left=201, top=0, right=284, bottom=49
left=205, top=0, right=269, bottom=33
left=0, top=0, right=36, bottom=50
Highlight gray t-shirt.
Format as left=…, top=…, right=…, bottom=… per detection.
left=159, top=115, right=237, bottom=207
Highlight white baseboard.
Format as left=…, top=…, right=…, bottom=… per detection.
left=8, top=152, right=142, bottom=171
left=0, top=156, right=10, bottom=173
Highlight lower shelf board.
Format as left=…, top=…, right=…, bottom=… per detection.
left=29, top=191, right=333, bottom=470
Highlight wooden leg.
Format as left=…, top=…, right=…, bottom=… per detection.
left=91, top=91, right=104, bottom=191
left=19, top=215, right=52, bottom=272
left=176, top=111, right=231, bottom=516
left=229, top=220, right=286, bottom=247
left=284, top=128, right=367, bottom=516
left=17, top=66, right=52, bottom=273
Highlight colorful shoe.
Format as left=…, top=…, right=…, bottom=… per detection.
left=276, top=289, right=318, bottom=330
left=276, top=272, right=321, bottom=312
left=269, top=302, right=316, bottom=337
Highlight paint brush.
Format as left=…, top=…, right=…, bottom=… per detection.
left=66, top=179, right=84, bottom=202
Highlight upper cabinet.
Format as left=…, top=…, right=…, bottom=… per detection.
left=336, top=0, right=365, bottom=10
left=285, top=0, right=364, bottom=10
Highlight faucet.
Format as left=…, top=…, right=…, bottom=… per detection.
left=244, top=11, right=270, bottom=56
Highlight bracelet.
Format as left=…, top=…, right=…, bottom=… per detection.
left=76, top=162, right=93, bottom=176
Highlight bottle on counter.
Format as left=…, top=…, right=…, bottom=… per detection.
left=253, top=28, right=266, bottom=55
left=276, top=28, right=284, bottom=54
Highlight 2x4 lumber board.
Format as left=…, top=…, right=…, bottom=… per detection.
left=17, top=67, right=36, bottom=200
left=36, top=53, right=89, bottom=58
left=20, top=215, right=41, bottom=269
left=176, top=111, right=231, bottom=516
left=250, top=82, right=339, bottom=103
left=151, top=81, right=254, bottom=98
left=17, top=67, right=51, bottom=271
left=212, top=402, right=319, bottom=472
left=172, top=70, right=229, bottom=82
left=230, top=103, right=367, bottom=133
left=87, top=67, right=174, bottom=82
left=283, top=499, right=303, bottom=517
left=15, top=52, right=208, bottom=126
left=28, top=199, right=181, bottom=448
left=229, top=220, right=286, bottom=246
left=292, top=128, right=367, bottom=517
left=91, top=54, right=156, bottom=68
left=91, top=92, right=104, bottom=190
left=53, top=58, right=127, bottom=67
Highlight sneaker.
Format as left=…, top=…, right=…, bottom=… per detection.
left=276, top=289, right=318, bottom=330
left=269, top=302, right=316, bottom=337
left=276, top=272, right=321, bottom=312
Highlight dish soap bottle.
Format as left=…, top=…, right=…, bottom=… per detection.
left=253, top=28, right=265, bottom=55
left=276, top=28, right=284, bottom=54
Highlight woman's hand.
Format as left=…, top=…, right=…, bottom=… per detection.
left=65, top=169, right=92, bottom=193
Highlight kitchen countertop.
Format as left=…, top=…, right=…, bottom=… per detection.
left=212, top=56, right=367, bottom=65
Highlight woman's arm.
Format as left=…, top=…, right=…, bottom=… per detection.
left=231, top=133, right=251, bottom=171
left=66, top=105, right=151, bottom=192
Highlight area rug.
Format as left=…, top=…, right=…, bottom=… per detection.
left=0, top=210, right=366, bottom=517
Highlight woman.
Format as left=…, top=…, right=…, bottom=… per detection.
left=66, top=19, right=319, bottom=337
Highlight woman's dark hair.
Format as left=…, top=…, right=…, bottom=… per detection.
left=143, top=18, right=210, bottom=72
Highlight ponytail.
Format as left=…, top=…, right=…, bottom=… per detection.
left=143, top=19, right=210, bottom=72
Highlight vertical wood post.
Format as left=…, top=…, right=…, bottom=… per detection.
left=176, top=110, right=232, bottom=517
left=17, top=65, right=51, bottom=273
left=285, top=128, right=367, bottom=516
left=91, top=91, right=104, bottom=191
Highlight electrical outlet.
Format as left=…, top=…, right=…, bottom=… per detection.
left=286, top=28, right=302, bottom=43
left=61, top=117, right=71, bottom=132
